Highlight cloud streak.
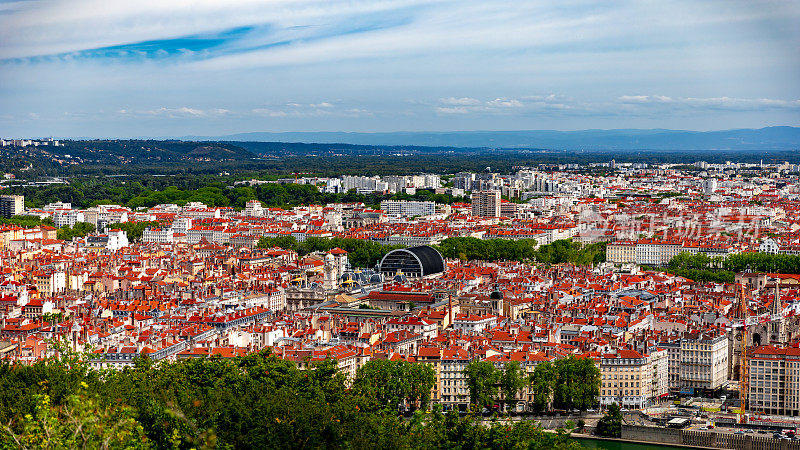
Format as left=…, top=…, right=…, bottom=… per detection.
left=0, top=1, right=798, bottom=136
left=619, top=95, right=800, bottom=111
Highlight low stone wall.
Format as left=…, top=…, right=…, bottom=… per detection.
left=622, top=425, right=800, bottom=450
left=622, top=425, right=682, bottom=444
left=682, top=430, right=800, bottom=450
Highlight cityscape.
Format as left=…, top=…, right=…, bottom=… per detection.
left=1, top=1, right=800, bottom=449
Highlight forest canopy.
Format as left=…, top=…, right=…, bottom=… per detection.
left=0, top=350, right=588, bottom=450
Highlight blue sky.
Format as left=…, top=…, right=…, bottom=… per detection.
left=0, top=0, right=798, bottom=138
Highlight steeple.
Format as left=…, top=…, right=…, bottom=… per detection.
left=772, top=277, right=781, bottom=316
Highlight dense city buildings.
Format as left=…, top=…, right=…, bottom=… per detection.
left=0, top=0, right=797, bottom=444
left=3, top=161, right=800, bottom=422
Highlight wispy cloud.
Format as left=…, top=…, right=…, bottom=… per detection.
left=434, top=95, right=580, bottom=115
left=435, top=97, right=526, bottom=114
left=0, top=1, right=798, bottom=135
left=251, top=102, right=371, bottom=118
left=619, top=95, right=800, bottom=111
left=141, top=107, right=231, bottom=118
left=432, top=93, right=800, bottom=119
left=440, top=97, right=482, bottom=106
left=0, top=0, right=426, bottom=63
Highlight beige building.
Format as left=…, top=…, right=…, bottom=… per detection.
left=748, top=346, right=800, bottom=416
left=0, top=225, right=24, bottom=248
left=471, top=190, right=501, bottom=218
left=678, top=333, right=729, bottom=394
left=440, top=346, right=471, bottom=410
left=606, top=241, right=636, bottom=263
left=599, top=348, right=668, bottom=409
left=648, top=348, right=670, bottom=402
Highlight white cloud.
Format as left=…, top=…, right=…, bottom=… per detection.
left=251, top=102, right=370, bottom=118
left=435, top=95, right=562, bottom=115
left=252, top=108, right=288, bottom=117
left=1, top=1, right=799, bottom=134
left=435, top=106, right=471, bottom=114
left=0, top=0, right=439, bottom=60
left=143, top=107, right=230, bottom=118
left=486, top=98, right=523, bottom=108
left=618, top=95, right=653, bottom=103
left=619, top=95, right=800, bottom=110
left=440, top=97, right=482, bottom=106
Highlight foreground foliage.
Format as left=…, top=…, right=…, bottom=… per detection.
left=596, top=403, right=622, bottom=438
left=0, top=352, right=587, bottom=450
left=463, top=356, right=600, bottom=413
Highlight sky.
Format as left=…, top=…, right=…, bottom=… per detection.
left=0, top=0, right=799, bottom=138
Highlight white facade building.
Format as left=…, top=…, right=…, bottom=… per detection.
left=380, top=200, right=436, bottom=217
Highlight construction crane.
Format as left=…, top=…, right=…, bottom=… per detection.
left=292, top=172, right=312, bottom=183
left=737, top=283, right=749, bottom=424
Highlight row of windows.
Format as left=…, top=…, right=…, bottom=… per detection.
left=603, top=373, right=641, bottom=380
left=602, top=382, right=641, bottom=388
left=602, top=389, right=642, bottom=396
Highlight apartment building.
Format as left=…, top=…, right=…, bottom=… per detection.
left=471, top=190, right=501, bottom=218
left=659, top=341, right=682, bottom=392
left=606, top=239, right=732, bottom=266
left=440, top=346, right=471, bottom=411
left=635, top=239, right=683, bottom=266
left=678, top=333, right=729, bottom=395
left=53, top=210, right=85, bottom=228
left=380, top=200, right=436, bottom=217
left=748, top=346, right=800, bottom=416
left=599, top=348, right=668, bottom=409
left=142, top=227, right=175, bottom=244
left=649, top=348, right=670, bottom=402
left=599, top=349, right=653, bottom=409
left=244, top=200, right=264, bottom=217
left=606, top=241, right=636, bottom=264
left=0, top=195, right=24, bottom=218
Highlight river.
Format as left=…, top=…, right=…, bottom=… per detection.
left=573, top=437, right=686, bottom=450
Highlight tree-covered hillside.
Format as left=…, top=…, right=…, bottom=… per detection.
left=0, top=350, right=587, bottom=450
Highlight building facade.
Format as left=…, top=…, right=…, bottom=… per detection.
left=0, top=195, right=24, bottom=218
left=471, top=190, right=501, bottom=218
left=748, top=346, right=800, bottom=416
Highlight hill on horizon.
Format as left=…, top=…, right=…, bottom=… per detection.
left=186, top=126, right=800, bottom=151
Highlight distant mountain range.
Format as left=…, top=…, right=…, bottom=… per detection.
left=187, top=126, right=800, bottom=151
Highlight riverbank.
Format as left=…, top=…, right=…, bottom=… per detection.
left=572, top=433, right=718, bottom=450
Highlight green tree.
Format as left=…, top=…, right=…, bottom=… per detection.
left=500, top=361, right=526, bottom=412
left=107, top=221, right=160, bottom=242
left=56, top=222, right=96, bottom=241
left=529, top=361, right=557, bottom=413
left=1, top=386, right=151, bottom=450
left=0, top=347, right=593, bottom=450
left=0, top=215, right=53, bottom=228
left=464, top=360, right=500, bottom=411
left=351, top=359, right=435, bottom=412
left=553, top=356, right=600, bottom=412
left=596, top=403, right=623, bottom=438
